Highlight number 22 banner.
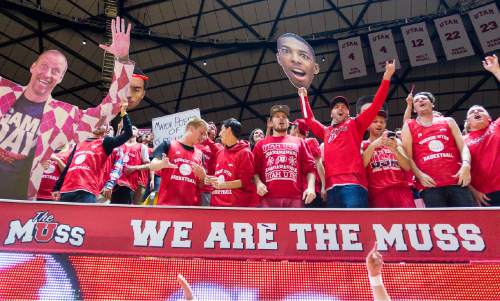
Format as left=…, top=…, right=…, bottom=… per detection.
left=338, top=36, right=367, bottom=79
left=401, top=22, right=437, bottom=67
left=468, top=3, right=500, bottom=53
left=434, top=14, right=475, bottom=60
left=368, top=30, right=401, bottom=73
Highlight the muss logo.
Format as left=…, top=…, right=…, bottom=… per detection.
left=4, top=211, right=85, bottom=246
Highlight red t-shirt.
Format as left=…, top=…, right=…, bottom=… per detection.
left=36, top=151, right=69, bottom=200
left=361, top=140, right=409, bottom=192
left=300, top=79, right=390, bottom=190
left=61, top=139, right=109, bottom=196
left=211, top=140, right=259, bottom=207
left=253, top=135, right=316, bottom=199
left=407, top=117, right=462, bottom=191
left=305, top=138, right=322, bottom=193
left=116, top=143, right=144, bottom=191
left=464, top=117, right=500, bottom=194
left=156, top=140, right=203, bottom=206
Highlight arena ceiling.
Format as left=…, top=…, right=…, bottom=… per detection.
left=1, top=0, right=499, bottom=135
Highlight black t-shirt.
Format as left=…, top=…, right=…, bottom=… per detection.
left=0, top=95, right=45, bottom=199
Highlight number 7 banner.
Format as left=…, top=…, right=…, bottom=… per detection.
left=401, top=22, right=437, bottom=67
left=434, top=14, right=475, bottom=60
left=338, top=36, right=367, bottom=79
left=368, top=30, right=401, bottom=73
left=468, top=3, right=500, bottom=53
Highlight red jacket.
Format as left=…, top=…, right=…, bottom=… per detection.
left=211, top=140, right=259, bottom=207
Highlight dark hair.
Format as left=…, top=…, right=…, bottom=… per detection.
left=222, top=118, right=242, bottom=139
left=414, top=92, right=435, bottom=103
left=277, top=33, right=316, bottom=59
left=249, top=128, right=264, bottom=150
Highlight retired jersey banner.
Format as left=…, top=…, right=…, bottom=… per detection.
left=401, top=22, right=437, bottom=67
left=368, top=30, right=401, bottom=73
left=0, top=200, right=498, bottom=262
left=338, top=36, right=367, bottom=79
left=468, top=3, right=500, bottom=53
left=151, top=108, right=201, bottom=147
left=434, top=14, right=475, bottom=60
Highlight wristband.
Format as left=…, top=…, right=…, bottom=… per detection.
left=369, top=274, right=383, bottom=287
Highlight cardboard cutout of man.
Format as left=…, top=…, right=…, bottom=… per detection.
left=276, top=33, right=319, bottom=89
left=0, top=16, right=134, bottom=200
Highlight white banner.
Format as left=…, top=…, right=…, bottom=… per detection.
left=401, top=22, right=437, bottom=67
left=468, top=3, right=500, bottom=53
left=152, top=108, right=201, bottom=147
left=434, top=14, right=475, bottom=60
left=338, top=36, right=367, bottom=79
left=367, top=30, right=401, bottom=73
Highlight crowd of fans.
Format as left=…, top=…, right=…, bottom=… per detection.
left=1, top=17, right=498, bottom=209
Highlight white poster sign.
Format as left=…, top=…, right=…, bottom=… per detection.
left=338, top=36, right=367, bottom=79
left=152, top=108, right=201, bottom=147
left=401, top=22, right=437, bottom=67
left=468, top=3, right=500, bottom=53
left=434, top=14, right=475, bottom=60
left=368, top=30, right=401, bottom=73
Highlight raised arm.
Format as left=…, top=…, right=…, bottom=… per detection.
left=482, top=54, right=500, bottom=82
left=356, top=60, right=395, bottom=132
left=297, top=87, right=326, bottom=140
left=366, top=244, right=391, bottom=301
left=75, top=16, right=134, bottom=142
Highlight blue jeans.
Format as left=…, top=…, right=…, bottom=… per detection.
left=60, top=191, right=96, bottom=203
left=486, top=190, right=500, bottom=206
left=327, top=185, right=368, bottom=208
left=420, top=186, right=474, bottom=207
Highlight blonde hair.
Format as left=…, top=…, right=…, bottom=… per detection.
left=36, top=49, right=68, bottom=73
left=185, top=117, right=208, bottom=131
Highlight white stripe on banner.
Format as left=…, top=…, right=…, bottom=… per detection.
left=434, top=14, right=475, bottom=61
left=367, top=30, right=401, bottom=73
left=401, top=22, right=438, bottom=67
left=338, top=36, right=367, bottom=79
left=468, top=3, right=500, bottom=53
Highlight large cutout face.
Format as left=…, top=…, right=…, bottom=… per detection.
left=276, top=33, right=319, bottom=89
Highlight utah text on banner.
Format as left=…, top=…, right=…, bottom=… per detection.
left=368, top=29, right=401, bottom=73
left=401, top=22, right=438, bottom=67
left=434, top=14, right=475, bottom=61
left=468, top=3, right=500, bottom=53
left=1, top=200, right=498, bottom=262
left=338, top=36, right=367, bottom=79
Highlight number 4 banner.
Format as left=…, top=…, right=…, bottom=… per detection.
left=434, top=14, right=475, bottom=60
left=468, top=3, right=500, bottom=53
left=368, top=30, right=401, bottom=73
left=338, top=36, right=367, bottom=79
left=401, top=22, right=437, bottom=67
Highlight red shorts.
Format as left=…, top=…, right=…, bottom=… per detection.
left=369, top=186, right=415, bottom=208
left=260, top=197, right=303, bottom=208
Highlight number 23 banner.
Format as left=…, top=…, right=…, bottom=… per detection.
left=468, top=3, right=500, bottom=53
left=401, top=22, right=437, bottom=67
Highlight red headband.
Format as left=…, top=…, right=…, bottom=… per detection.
left=132, top=74, right=149, bottom=81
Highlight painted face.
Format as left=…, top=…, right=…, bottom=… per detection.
left=330, top=103, right=350, bottom=124
left=277, top=36, right=319, bottom=89
left=128, top=77, right=146, bottom=109
left=369, top=115, right=387, bottom=137
left=271, top=112, right=289, bottom=133
left=27, top=52, right=67, bottom=100
left=413, top=94, right=433, bottom=114
left=466, top=106, right=491, bottom=131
